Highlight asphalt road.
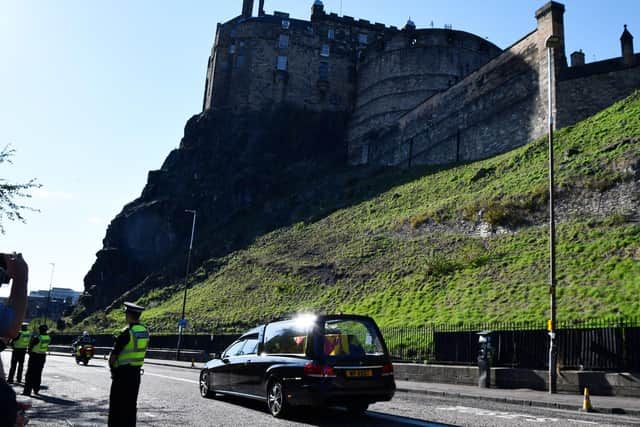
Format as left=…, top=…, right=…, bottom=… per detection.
left=2, top=353, right=638, bottom=426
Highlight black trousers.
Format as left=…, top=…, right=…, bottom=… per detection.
left=8, top=348, right=27, bottom=383
left=108, top=366, right=142, bottom=427
left=23, top=353, right=46, bottom=395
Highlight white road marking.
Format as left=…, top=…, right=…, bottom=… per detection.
left=143, top=372, right=198, bottom=384
left=567, top=420, right=599, bottom=425
left=437, top=406, right=561, bottom=423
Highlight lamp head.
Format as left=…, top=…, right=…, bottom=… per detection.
left=545, top=35, right=562, bottom=49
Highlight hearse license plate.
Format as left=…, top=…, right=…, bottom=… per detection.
left=345, top=369, right=373, bottom=378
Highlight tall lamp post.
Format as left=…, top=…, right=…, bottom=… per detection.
left=545, top=34, right=562, bottom=395
left=45, top=262, right=55, bottom=323
left=176, top=209, right=197, bottom=360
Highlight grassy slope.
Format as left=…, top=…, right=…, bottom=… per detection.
left=81, top=92, right=640, bottom=332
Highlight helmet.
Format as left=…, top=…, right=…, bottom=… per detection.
left=82, top=331, right=89, bottom=337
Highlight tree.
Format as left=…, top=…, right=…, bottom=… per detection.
left=0, top=145, right=40, bottom=233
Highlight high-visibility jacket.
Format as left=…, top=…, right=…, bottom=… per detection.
left=12, top=331, right=32, bottom=349
left=115, top=324, right=149, bottom=368
left=32, top=334, right=51, bottom=354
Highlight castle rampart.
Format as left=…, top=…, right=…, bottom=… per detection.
left=347, top=29, right=502, bottom=152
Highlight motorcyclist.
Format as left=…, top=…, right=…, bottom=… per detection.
left=73, top=331, right=95, bottom=356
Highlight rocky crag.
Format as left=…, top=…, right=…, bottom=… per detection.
left=73, top=108, right=349, bottom=321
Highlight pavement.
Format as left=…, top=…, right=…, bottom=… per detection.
left=134, top=356, right=640, bottom=418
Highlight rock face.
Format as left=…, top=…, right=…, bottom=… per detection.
left=74, top=107, right=348, bottom=320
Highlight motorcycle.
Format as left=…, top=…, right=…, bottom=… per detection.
left=74, top=344, right=95, bottom=365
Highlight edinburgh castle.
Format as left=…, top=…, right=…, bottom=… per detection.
left=202, top=0, right=639, bottom=167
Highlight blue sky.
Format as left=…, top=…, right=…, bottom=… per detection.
left=1, top=0, right=637, bottom=297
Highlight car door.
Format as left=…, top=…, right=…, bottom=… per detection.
left=217, top=339, right=246, bottom=393
left=231, top=335, right=260, bottom=396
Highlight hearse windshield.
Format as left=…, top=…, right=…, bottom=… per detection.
left=320, top=318, right=385, bottom=359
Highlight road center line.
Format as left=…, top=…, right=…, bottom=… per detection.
left=143, top=372, right=198, bottom=384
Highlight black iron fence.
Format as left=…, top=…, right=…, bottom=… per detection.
left=381, top=318, right=640, bottom=371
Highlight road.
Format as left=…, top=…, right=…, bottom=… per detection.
left=2, top=353, right=638, bottom=426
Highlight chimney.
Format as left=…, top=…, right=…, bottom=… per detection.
left=621, top=25, right=635, bottom=66
left=570, top=50, right=585, bottom=67
left=258, top=0, right=265, bottom=16
left=311, top=0, right=325, bottom=21
left=242, top=0, right=254, bottom=18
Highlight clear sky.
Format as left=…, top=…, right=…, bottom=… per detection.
left=0, top=0, right=637, bottom=297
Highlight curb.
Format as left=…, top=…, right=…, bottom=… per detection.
left=144, top=360, right=202, bottom=370
left=396, top=387, right=640, bottom=417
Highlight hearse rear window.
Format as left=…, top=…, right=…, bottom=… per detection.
left=322, top=319, right=384, bottom=358
left=263, top=318, right=314, bottom=355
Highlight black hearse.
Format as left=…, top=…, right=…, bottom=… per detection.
left=199, top=314, right=395, bottom=418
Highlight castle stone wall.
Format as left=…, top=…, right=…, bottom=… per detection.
left=349, top=27, right=553, bottom=166
left=347, top=29, right=501, bottom=150
left=557, top=57, right=640, bottom=128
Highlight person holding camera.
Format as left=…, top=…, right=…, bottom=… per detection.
left=0, top=253, right=29, bottom=426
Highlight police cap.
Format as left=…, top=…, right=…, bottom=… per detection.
left=123, top=302, right=145, bottom=314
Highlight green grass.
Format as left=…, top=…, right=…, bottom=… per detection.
left=74, top=92, right=640, bottom=333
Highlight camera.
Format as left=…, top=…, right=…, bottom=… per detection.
left=0, top=254, right=11, bottom=285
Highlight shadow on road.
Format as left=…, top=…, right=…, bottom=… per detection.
left=211, top=394, right=457, bottom=426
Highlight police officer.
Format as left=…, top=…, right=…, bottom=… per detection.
left=22, top=324, right=50, bottom=396
left=108, top=302, right=149, bottom=427
left=7, top=322, right=31, bottom=384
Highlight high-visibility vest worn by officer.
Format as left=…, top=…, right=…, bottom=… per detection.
left=12, top=331, right=32, bottom=349
left=115, top=325, right=149, bottom=368
left=32, top=334, right=51, bottom=354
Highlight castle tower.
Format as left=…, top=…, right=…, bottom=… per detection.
left=621, top=25, right=636, bottom=66
left=242, top=0, right=254, bottom=18
left=535, top=1, right=567, bottom=70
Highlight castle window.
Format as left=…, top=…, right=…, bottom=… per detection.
left=320, top=44, right=330, bottom=57
left=327, top=29, right=335, bottom=40
left=319, top=62, right=329, bottom=80
left=279, top=34, right=290, bottom=49
left=281, top=19, right=290, bottom=30
left=276, top=55, right=288, bottom=71
left=358, top=33, right=368, bottom=45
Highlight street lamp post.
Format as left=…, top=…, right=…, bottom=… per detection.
left=176, top=209, right=197, bottom=361
left=545, top=34, right=562, bottom=395
left=45, top=262, right=55, bottom=323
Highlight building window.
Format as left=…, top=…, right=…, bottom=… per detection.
left=358, top=33, right=368, bottom=45
left=320, top=44, right=330, bottom=57
left=281, top=19, right=290, bottom=30
left=327, top=28, right=335, bottom=40
left=278, top=34, right=290, bottom=49
left=229, top=44, right=236, bottom=54
left=236, top=55, right=245, bottom=68
left=319, top=62, right=329, bottom=80
left=276, top=55, right=288, bottom=71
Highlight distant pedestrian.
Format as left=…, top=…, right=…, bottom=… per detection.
left=7, top=322, right=32, bottom=384
left=22, top=324, right=51, bottom=396
left=108, top=302, right=149, bottom=427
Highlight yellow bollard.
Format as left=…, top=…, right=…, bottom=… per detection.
left=581, top=387, right=593, bottom=412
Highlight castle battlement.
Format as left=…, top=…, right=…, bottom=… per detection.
left=202, top=1, right=639, bottom=168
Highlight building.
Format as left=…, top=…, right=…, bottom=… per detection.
left=202, top=1, right=639, bottom=168
left=30, top=287, right=82, bottom=304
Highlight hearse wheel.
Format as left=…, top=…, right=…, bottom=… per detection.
left=267, top=379, right=288, bottom=418
left=200, top=371, right=214, bottom=398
